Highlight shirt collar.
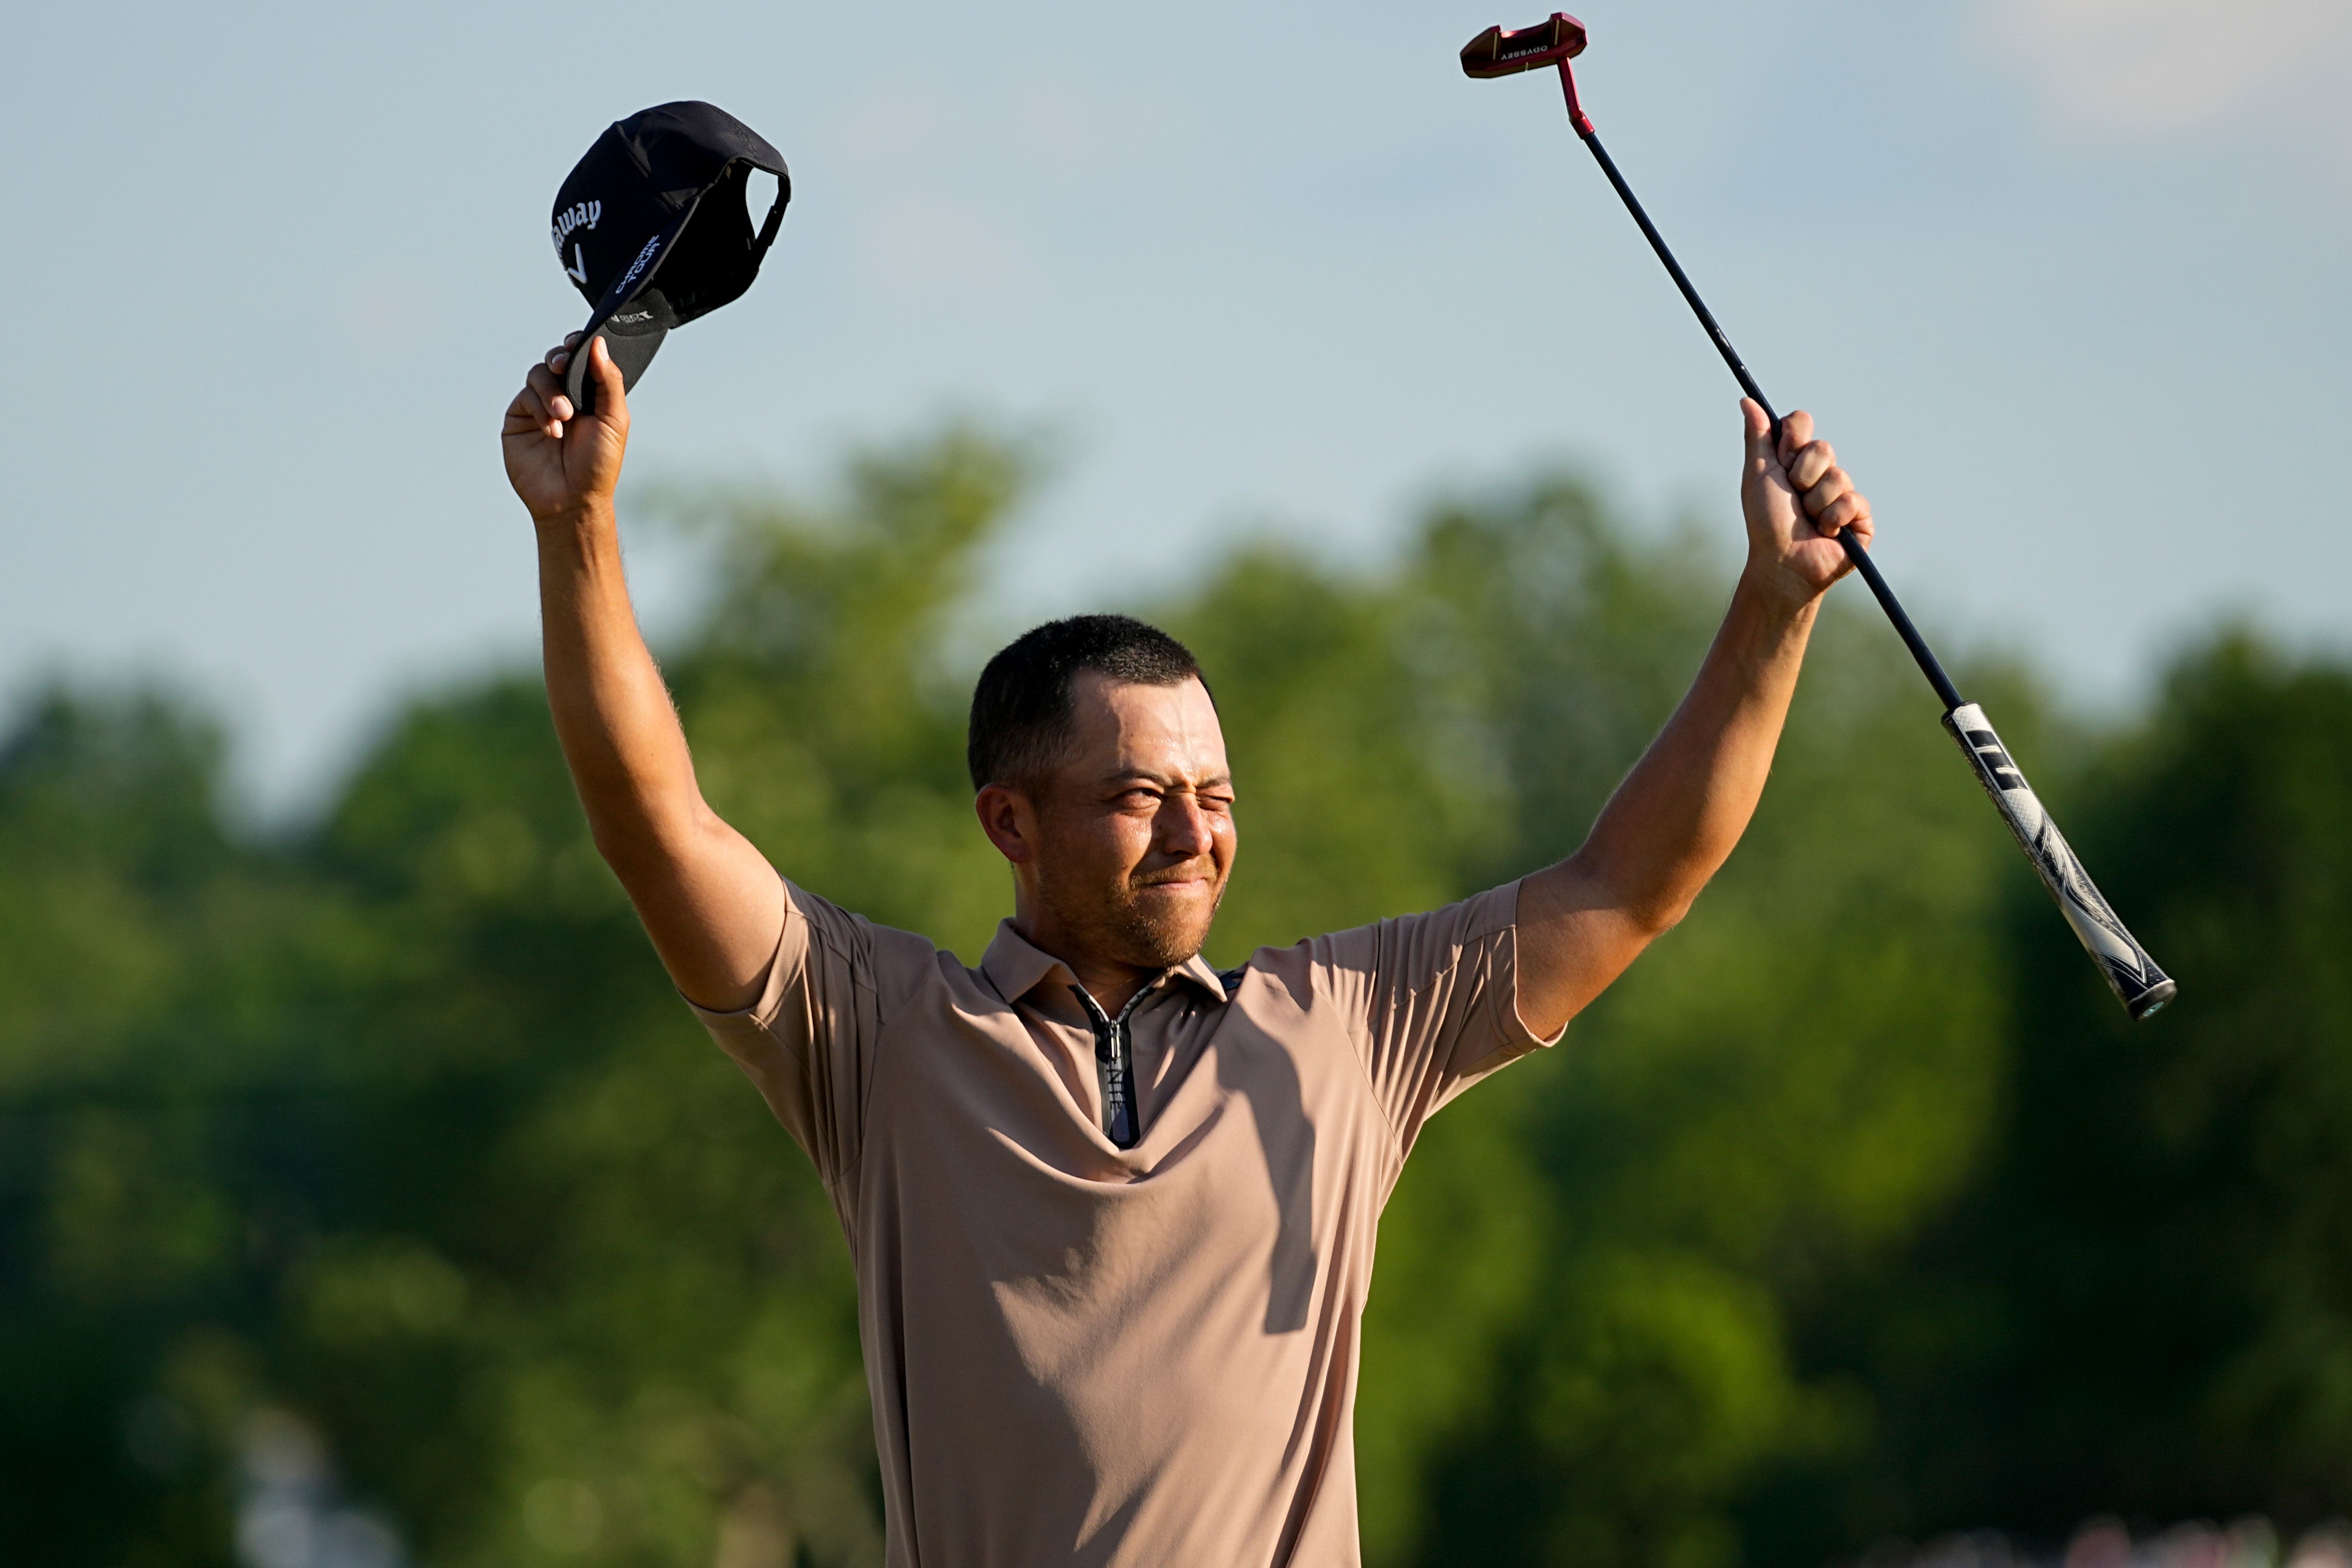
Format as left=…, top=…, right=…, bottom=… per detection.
left=980, top=919, right=1232, bottom=1007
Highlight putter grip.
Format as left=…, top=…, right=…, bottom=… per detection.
left=1944, top=704, right=2175, bottom=1020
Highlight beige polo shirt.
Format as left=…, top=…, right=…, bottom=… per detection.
left=691, top=875, right=1561, bottom=1568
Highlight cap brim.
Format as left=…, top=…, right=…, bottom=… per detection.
left=564, top=198, right=697, bottom=413
left=565, top=317, right=667, bottom=414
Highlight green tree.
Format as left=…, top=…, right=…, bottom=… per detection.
left=1346, top=485, right=2025, bottom=1567
left=1815, top=632, right=2352, bottom=1551
left=10, top=423, right=2351, bottom=1568
left=0, top=689, right=292, bottom=1565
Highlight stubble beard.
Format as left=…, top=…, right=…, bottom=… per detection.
left=1040, top=858, right=1226, bottom=971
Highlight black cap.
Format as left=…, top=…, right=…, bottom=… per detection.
left=551, top=101, right=790, bottom=411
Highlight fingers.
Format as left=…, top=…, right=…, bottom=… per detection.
left=584, top=335, right=627, bottom=423
left=1788, top=438, right=1836, bottom=494
left=1842, top=498, right=1874, bottom=550
left=1810, top=486, right=1870, bottom=537
left=502, top=384, right=547, bottom=437
left=504, top=358, right=574, bottom=441
left=1798, top=460, right=1849, bottom=520
left=1777, top=408, right=1814, bottom=468
left=1772, top=407, right=1868, bottom=536
left=1740, top=398, right=1775, bottom=474
left=504, top=379, right=556, bottom=436
left=525, top=362, right=574, bottom=425
left=1802, top=470, right=1871, bottom=540
left=509, top=334, right=615, bottom=443
left=1781, top=402, right=1835, bottom=494
left=1797, top=460, right=1846, bottom=515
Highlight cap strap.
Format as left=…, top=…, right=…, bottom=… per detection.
left=751, top=176, right=788, bottom=264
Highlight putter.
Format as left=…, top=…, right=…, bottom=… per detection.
left=1463, top=14, right=2175, bottom=1021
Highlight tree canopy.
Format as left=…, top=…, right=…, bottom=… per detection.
left=4, top=426, right=2347, bottom=1567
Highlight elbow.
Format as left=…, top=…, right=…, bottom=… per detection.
left=1562, top=848, right=1703, bottom=941
left=585, top=798, right=712, bottom=885
left=1604, top=860, right=1707, bottom=939
left=586, top=815, right=652, bottom=879
left=1622, top=892, right=1697, bottom=941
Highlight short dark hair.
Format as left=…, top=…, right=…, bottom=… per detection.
left=967, top=614, right=1208, bottom=793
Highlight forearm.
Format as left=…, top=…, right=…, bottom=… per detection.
left=535, top=503, right=783, bottom=1006
left=535, top=502, right=705, bottom=857
left=1514, top=402, right=1868, bottom=1035
left=1567, top=569, right=1815, bottom=929
left=1515, top=570, right=1815, bottom=1034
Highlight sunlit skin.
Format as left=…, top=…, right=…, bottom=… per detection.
left=973, top=673, right=1237, bottom=1014
left=504, top=335, right=1871, bottom=1042
left=1512, top=399, right=1871, bottom=1036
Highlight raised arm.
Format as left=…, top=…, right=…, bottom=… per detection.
left=501, top=335, right=784, bottom=1010
left=1514, top=401, right=1873, bottom=1037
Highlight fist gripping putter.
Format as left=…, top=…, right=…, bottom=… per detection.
left=551, top=102, right=790, bottom=414
left=1463, top=15, right=2174, bottom=1020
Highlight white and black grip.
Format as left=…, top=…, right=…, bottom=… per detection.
left=1943, top=704, right=2175, bottom=1020
left=1487, top=47, right=2177, bottom=1021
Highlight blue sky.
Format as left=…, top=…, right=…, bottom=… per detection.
left=6, top=0, right=2346, bottom=808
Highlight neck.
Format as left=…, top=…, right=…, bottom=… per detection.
left=1012, top=900, right=1160, bottom=1016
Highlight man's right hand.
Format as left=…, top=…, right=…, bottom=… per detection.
left=502, top=334, right=630, bottom=524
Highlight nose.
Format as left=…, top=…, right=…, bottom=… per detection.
left=1158, top=793, right=1211, bottom=859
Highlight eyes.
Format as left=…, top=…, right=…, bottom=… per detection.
left=1112, top=785, right=1234, bottom=817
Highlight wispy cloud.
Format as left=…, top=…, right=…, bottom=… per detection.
left=1983, top=0, right=2352, bottom=139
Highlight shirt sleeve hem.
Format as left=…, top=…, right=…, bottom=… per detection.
left=1494, top=878, right=1569, bottom=1053
left=680, top=873, right=799, bottom=1034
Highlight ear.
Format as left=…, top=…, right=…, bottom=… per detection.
left=974, top=783, right=1042, bottom=865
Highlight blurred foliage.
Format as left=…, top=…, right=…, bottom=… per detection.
left=4, top=425, right=2349, bottom=1566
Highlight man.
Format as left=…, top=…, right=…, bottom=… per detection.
left=502, top=334, right=1871, bottom=1566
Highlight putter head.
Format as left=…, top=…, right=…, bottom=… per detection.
left=1460, top=13, right=1588, bottom=78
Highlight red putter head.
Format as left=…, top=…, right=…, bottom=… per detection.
left=1461, top=14, right=1596, bottom=134
left=1461, top=13, right=1596, bottom=134
left=1459, top=13, right=1587, bottom=77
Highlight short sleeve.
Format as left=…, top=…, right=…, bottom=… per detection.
left=685, top=876, right=928, bottom=1188
left=1302, top=879, right=1565, bottom=1151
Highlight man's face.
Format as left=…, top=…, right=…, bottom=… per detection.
left=1023, top=673, right=1237, bottom=970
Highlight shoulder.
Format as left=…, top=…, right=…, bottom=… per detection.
left=1290, top=881, right=1526, bottom=982
left=785, top=880, right=951, bottom=1017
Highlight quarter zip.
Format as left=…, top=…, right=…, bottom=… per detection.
left=1069, top=983, right=1153, bottom=1149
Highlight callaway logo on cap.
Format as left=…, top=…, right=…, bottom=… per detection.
left=553, top=101, right=791, bottom=412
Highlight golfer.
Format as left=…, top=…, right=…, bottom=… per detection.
left=502, top=333, right=1872, bottom=1566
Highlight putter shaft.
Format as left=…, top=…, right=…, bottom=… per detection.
left=1509, top=38, right=2173, bottom=1020
left=1561, top=71, right=1966, bottom=714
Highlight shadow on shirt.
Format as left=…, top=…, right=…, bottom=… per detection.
left=1216, top=981, right=1318, bottom=1335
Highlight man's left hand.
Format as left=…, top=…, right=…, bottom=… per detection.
left=1738, top=400, right=1873, bottom=608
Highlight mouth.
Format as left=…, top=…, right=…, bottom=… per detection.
left=1132, top=869, right=1217, bottom=895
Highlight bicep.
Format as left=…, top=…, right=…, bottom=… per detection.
left=605, top=806, right=788, bottom=1012
left=1312, top=885, right=1559, bottom=1142
left=1513, top=858, right=1661, bottom=1038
